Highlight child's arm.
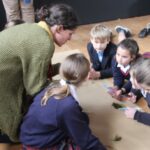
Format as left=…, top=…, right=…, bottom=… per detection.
left=121, top=80, right=132, bottom=94
left=125, top=108, right=150, bottom=126
left=87, top=42, right=95, bottom=66
left=100, top=46, right=116, bottom=79
left=87, top=42, right=101, bottom=71
left=60, top=101, right=106, bottom=150
left=112, top=59, right=124, bottom=88
left=100, top=68, right=113, bottom=79
left=134, top=111, right=150, bottom=126
left=130, top=88, right=143, bottom=101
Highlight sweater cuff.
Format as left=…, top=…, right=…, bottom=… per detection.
left=134, top=111, right=140, bottom=121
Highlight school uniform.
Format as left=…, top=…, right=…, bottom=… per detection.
left=20, top=84, right=106, bottom=150
left=112, top=59, right=131, bottom=92
left=134, top=92, right=150, bottom=126
left=87, top=42, right=116, bottom=79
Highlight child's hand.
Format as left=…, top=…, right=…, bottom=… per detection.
left=87, top=68, right=93, bottom=79
left=112, top=89, right=122, bottom=100
left=115, top=90, right=122, bottom=99
left=124, top=107, right=136, bottom=119
left=126, top=92, right=137, bottom=103
left=107, top=87, right=121, bottom=99
left=108, top=87, right=122, bottom=100
left=88, top=68, right=100, bottom=80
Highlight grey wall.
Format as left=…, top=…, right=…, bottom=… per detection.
left=1, top=0, right=150, bottom=30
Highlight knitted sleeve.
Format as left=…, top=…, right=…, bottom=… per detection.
left=19, top=24, right=54, bottom=96
left=22, top=56, right=50, bottom=96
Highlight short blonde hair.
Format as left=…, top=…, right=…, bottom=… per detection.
left=90, top=24, right=112, bottom=42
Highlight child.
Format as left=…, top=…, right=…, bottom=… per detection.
left=124, top=53, right=150, bottom=126
left=111, top=38, right=139, bottom=99
left=87, top=24, right=116, bottom=79
left=20, top=53, right=106, bottom=150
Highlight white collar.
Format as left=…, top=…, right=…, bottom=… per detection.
left=60, top=79, right=79, bottom=102
left=97, top=50, right=104, bottom=54
left=117, top=64, right=130, bottom=73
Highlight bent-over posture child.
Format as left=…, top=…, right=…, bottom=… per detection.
left=111, top=38, right=139, bottom=99
left=124, top=53, right=150, bottom=126
left=20, top=53, right=106, bottom=150
left=87, top=24, right=116, bottom=79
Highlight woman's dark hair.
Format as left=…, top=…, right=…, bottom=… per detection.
left=36, top=3, right=78, bottom=30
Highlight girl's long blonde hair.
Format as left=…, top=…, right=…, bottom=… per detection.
left=41, top=53, right=90, bottom=105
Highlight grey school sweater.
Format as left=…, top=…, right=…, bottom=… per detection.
left=0, top=23, right=54, bottom=142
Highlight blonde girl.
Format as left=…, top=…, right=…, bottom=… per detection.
left=20, top=53, right=106, bottom=150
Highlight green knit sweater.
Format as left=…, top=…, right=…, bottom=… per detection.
left=0, top=23, right=54, bottom=142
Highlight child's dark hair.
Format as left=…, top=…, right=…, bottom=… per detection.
left=36, top=3, right=78, bottom=30
left=117, top=38, right=139, bottom=57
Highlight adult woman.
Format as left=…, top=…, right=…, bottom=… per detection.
left=0, top=3, right=78, bottom=149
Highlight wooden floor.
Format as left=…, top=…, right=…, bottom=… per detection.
left=55, top=15, right=150, bottom=58
left=10, top=15, right=150, bottom=150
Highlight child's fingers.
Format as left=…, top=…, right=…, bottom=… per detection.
left=124, top=107, right=136, bottom=119
left=127, top=94, right=137, bottom=103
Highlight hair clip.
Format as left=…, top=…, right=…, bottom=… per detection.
left=143, top=52, right=150, bottom=58
left=60, top=79, right=66, bottom=86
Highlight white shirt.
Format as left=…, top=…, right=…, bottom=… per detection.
left=117, top=64, right=130, bottom=73
left=97, top=51, right=104, bottom=62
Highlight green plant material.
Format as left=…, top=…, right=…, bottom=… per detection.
left=112, top=135, right=122, bottom=141
left=112, top=102, right=125, bottom=109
